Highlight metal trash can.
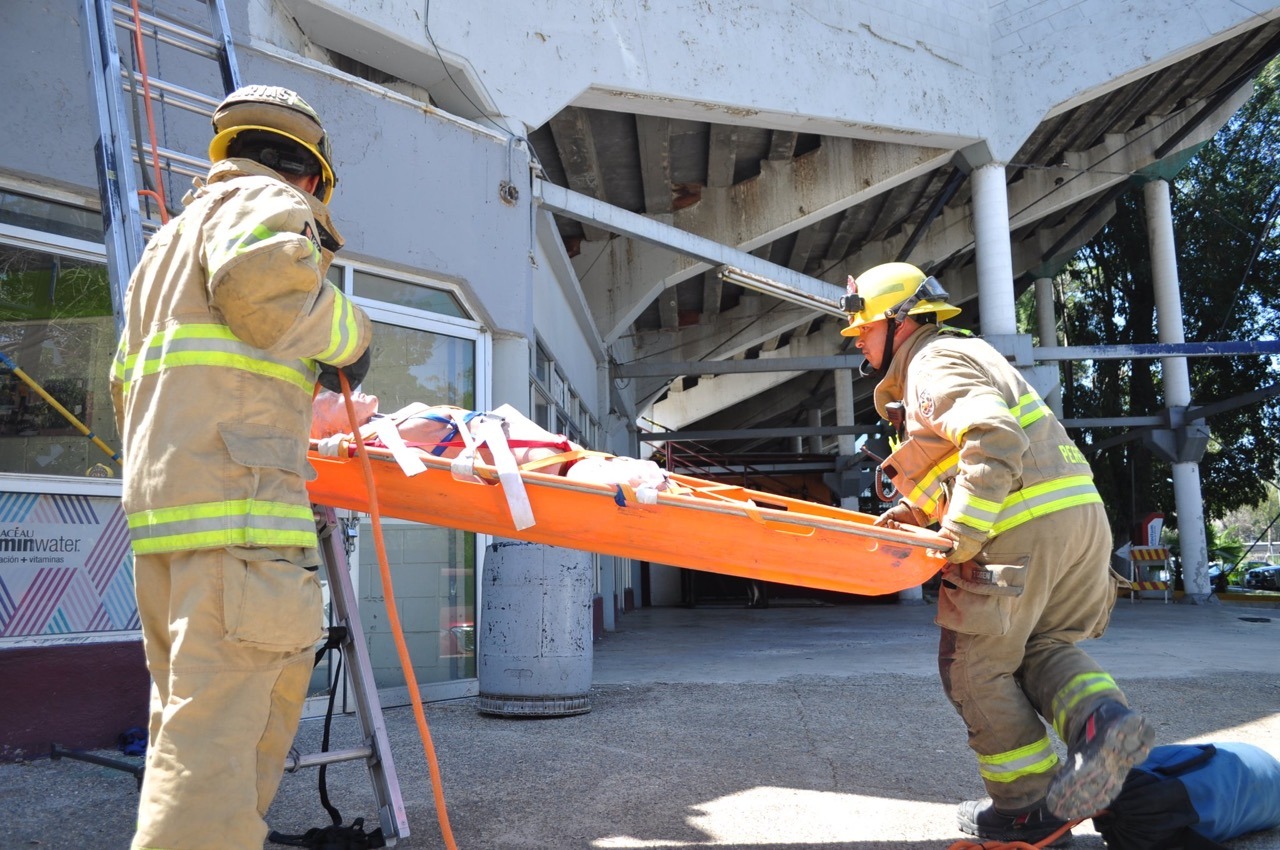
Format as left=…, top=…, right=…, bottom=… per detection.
left=477, top=540, right=593, bottom=716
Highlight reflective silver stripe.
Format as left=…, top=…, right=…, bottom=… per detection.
left=127, top=502, right=317, bottom=554
left=1010, top=392, right=1050, bottom=428
left=989, top=476, right=1101, bottom=536
left=950, top=475, right=1101, bottom=536
left=903, top=451, right=957, bottom=517
left=1051, top=672, right=1120, bottom=740
left=976, top=734, right=1059, bottom=784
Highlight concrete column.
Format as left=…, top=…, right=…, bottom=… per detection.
left=834, top=368, right=858, bottom=459
left=972, top=162, right=1018, bottom=336
left=834, top=367, right=862, bottom=512
left=807, top=408, right=823, bottom=454
left=491, top=335, right=531, bottom=414
left=1034, top=277, right=1064, bottom=417
left=1145, top=178, right=1211, bottom=603
left=1146, top=181, right=1192, bottom=406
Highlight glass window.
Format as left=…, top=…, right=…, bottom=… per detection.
left=0, top=191, right=102, bottom=243
left=362, top=321, right=475, bottom=410
left=534, top=343, right=551, bottom=385
left=0, top=245, right=118, bottom=477
left=358, top=520, right=475, bottom=686
left=348, top=313, right=480, bottom=699
left=529, top=338, right=601, bottom=448
left=352, top=269, right=467, bottom=319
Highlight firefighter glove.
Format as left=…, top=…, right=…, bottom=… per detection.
left=317, top=346, right=372, bottom=393
left=940, top=521, right=986, bottom=564
left=874, top=500, right=928, bottom=528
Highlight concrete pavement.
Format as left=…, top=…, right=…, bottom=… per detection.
left=3, top=598, right=1279, bottom=849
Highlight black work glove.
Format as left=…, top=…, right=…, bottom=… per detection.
left=317, top=346, right=372, bottom=393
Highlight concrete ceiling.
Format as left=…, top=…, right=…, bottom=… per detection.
left=522, top=19, right=1280, bottom=466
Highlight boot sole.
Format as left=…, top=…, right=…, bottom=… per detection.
left=1046, top=712, right=1155, bottom=819
left=957, top=810, right=1074, bottom=847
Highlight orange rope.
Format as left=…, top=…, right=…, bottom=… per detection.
left=126, top=0, right=171, bottom=224
left=945, top=816, right=1082, bottom=850
left=339, top=372, right=459, bottom=850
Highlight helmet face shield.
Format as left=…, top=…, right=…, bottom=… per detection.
left=889, top=276, right=950, bottom=322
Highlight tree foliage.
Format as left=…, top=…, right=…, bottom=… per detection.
left=1056, top=60, right=1280, bottom=538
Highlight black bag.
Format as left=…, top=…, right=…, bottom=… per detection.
left=1093, top=742, right=1280, bottom=850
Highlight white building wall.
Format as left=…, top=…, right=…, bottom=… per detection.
left=271, top=0, right=1275, bottom=159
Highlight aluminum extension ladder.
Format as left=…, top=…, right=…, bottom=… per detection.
left=80, top=1, right=409, bottom=842
left=301, top=506, right=411, bottom=843
left=80, top=0, right=241, bottom=329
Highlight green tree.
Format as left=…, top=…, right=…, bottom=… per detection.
left=1056, top=60, right=1280, bottom=538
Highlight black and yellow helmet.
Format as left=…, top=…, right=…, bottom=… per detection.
left=209, top=85, right=337, bottom=204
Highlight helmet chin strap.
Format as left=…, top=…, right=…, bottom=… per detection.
left=858, top=318, right=898, bottom=380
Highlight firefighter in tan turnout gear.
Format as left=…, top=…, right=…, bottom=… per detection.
left=843, top=262, right=1154, bottom=845
left=110, top=85, right=372, bottom=850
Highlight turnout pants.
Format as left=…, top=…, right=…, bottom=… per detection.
left=937, top=502, right=1127, bottom=812
left=131, top=546, right=324, bottom=850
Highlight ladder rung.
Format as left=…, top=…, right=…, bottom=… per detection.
left=111, top=2, right=224, bottom=64
left=116, top=71, right=222, bottom=117
left=143, top=144, right=211, bottom=176
left=284, top=745, right=376, bottom=772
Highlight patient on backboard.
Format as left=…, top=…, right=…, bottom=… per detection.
left=310, top=390, right=676, bottom=492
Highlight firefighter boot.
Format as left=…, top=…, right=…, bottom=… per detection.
left=1047, top=700, right=1155, bottom=820
left=957, top=798, right=1073, bottom=846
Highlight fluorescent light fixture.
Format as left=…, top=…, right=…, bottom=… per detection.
left=717, top=266, right=844, bottom=317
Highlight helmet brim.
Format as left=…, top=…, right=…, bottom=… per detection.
left=838, top=300, right=961, bottom=338
left=209, top=125, right=336, bottom=204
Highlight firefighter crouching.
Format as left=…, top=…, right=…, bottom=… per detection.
left=845, top=262, right=1154, bottom=845
left=110, top=85, right=372, bottom=850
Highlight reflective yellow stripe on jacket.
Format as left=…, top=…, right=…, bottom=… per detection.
left=114, top=324, right=318, bottom=399
left=209, top=222, right=321, bottom=274
left=126, top=500, right=318, bottom=555
left=317, top=288, right=364, bottom=364
left=902, top=450, right=958, bottom=517
left=951, top=475, right=1103, bottom=537
left=902, top=391, right=1099, bottom=533
left=976, top=734, right=1060, bottom=784
left=944, top=390, right=1053, bottom=445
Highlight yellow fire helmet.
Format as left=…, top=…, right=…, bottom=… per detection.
left=208, top=84, right=337, bottom=204
left=838, top=261, right=961, bottom=337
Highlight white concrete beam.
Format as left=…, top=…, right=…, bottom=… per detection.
left=650, top=327, right=849, bottom=429
left=575, top=138, right=951, bottom=342
left=836, top=90, right=1249, bottom=278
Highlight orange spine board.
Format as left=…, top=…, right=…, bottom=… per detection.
left=306, top=449, right=949, bottom=597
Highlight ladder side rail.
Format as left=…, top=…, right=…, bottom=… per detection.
left=82, top=0, right=147, bottom=333
left=205, top=0, right=242, bottom=91
left=316, top=507, right=411, bottom=843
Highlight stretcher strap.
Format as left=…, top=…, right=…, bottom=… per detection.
left=450, top=411, right=536, bottom=531
left=369, top=417, right=427, bottom=478
left=517, top=448, right=601, bottom=472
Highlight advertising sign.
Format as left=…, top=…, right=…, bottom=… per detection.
left=0, top=491, right=137, bottom=640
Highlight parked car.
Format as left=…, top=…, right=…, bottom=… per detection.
left=1207, top=563, right=1228, bottom=593
left=1206, top=562, right=1249, bottom=592
left=1243, top=563, right=1280, bottom=591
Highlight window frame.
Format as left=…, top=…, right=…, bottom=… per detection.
left=0, top=222, right=121, bottom=496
